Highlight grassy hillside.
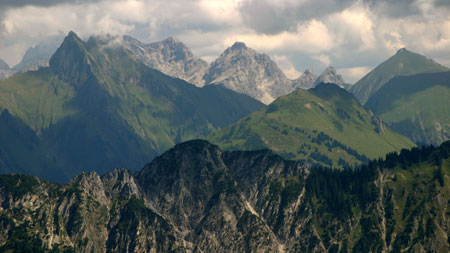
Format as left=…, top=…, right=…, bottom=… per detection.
left=207, top=83, right=414, bottom=167
left=366, top=71, right=450, bottom=145
left=350, top=48, right=449, bottom=104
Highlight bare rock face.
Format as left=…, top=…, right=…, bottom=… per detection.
left=122, top=36, right=209, bottom=87
left=292, top=68, right=317, bottom=90
left=203, top=42, right=294, bottom=104
left=315, top=66, right=349, bottom=89
left=1, top=140, right=450, bottom=252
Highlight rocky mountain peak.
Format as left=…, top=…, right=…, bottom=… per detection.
left=0, top=59, right=10, bottom=70
left=230, top=41, right=247, bottom=51
left=122, top=35, right=208, bottom=87
left=292, top=68, right=318, bottom=89
left=304, top=67, right=314, bottom=75
left=162, top=36, right=181, bottom=45
left=315, top=66, right=346, bottom=87
left=204, top=42, right=293, bottom=104
left=153, top=37, right=195, bottom=60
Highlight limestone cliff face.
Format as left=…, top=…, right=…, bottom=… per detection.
left=1, top=140, right=450, bottom=252
left=122, top=36, right=209, bottom=87
left=292, top=68, right=317, bottom=90
left=203, top=42, right=294, bottom=104
left=315, top=66, right=351, bottom=89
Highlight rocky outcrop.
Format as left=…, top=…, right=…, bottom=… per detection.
left=122, top=36, right=209, bottom=87
left=292, top=68, right=317, bottom=90
left=1, top=140, right=450, bottom=252
left=203, top=42, right=294, bottom=104
left=315, top=66, right=351, bottom=89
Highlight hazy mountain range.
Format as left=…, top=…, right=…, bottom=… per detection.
left=0, top=32, right=263, bottom=182
left=0, top=33, right=349, bottom=104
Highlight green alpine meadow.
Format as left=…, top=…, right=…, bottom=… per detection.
left=207, top=83, right=415, bottom=167
left=350, top=48, right=449, bottom=105
left=365, top=71, right=450, bottom=146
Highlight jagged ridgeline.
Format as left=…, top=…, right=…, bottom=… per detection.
left=0, top=32, right=263, bottom=182
left=207, top=83, right=414, bottom=167
left=0, top=140, right=449, bottom=252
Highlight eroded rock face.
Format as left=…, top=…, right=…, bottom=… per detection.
left=203, top=42, right=294, bottom=104
left=292, top=68, right=317, bottom=90
left=315, top=66, right=346, bottom=87
left=2, top=140, right=449, bottom=252
left=122, top=36, right=209, bottom=87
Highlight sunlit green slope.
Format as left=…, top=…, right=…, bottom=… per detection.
left=208, top=83, right=414, bottom=167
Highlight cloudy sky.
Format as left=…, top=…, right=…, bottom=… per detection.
left=1, top=0, right=449, bottom=83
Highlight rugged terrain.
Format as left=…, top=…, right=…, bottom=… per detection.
left=292, top=68, right=317, bottom=90
left=121, top=35, right=209, bottom=87
left=0, top=32, right=263, bottom=182
left=315, top=66, right=350, bottom=90
left=203, top=42, right=293, bottom=104
left=1, top=140, right=450, bottom=252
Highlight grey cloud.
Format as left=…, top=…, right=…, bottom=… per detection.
left=238, top=0, right=450, bottom=34
left=436, top=0, right=450, bottom=7
left=238, top=0, right=354, bottom=34
left=0, top=0, right=101, bottom=10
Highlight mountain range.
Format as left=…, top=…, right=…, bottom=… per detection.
left=0, top=31, right=263, bottom=182
left=0, top=33, right=349, bottom=104
left=1, top=29, right=450, bottom=253
left=116, top=36, right=351, bottom=104
left=121, top=35, right=209, bottom=87
left=1, top=139, right=449, bottom=252
left=1, top=31, right=448, bottom=179
left=207, top=83, right=414, bottom=167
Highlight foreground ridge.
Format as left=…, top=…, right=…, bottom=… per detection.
left=1, top=140, right=450, bottom=252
